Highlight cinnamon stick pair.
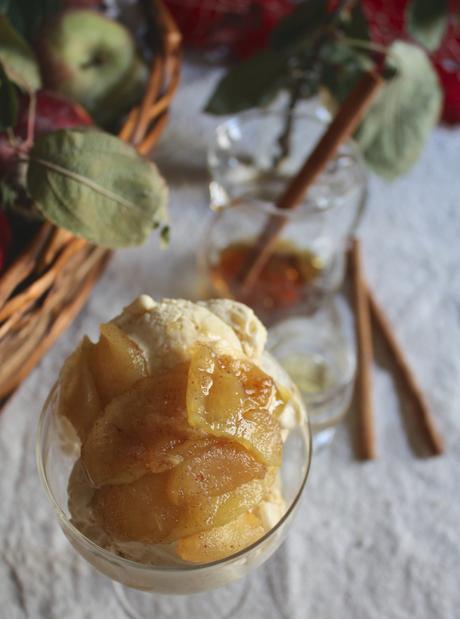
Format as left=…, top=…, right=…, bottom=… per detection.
left=348, top=238, right=444, bottom=459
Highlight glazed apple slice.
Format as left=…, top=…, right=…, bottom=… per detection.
left=166, top=440, right=266, bottom=505
left=176, top=512, right=265, bottom=563
left=186, top=345, right=282, bottom=465
left=82, top=365, right=199, bottom=487
left=57, top=336, right=103, bottom=441
left=92, top=472, right=180, bottom=544
left=168, top=475, right=268, bottom=541
left=89, top=322, right=148, bottom=406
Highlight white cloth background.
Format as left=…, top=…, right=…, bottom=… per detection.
left=1, top=63, right=459, bottom=619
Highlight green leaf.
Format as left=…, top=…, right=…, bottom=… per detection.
left=0, top=63, right=18, bottom=129
left=339, top=2, right=370, bottom=41
left=26, top=128, right=169, bottom=248
left=407, top=0, right=449, bottom=51
left=0, top=0, right=11, bottom=13
left=0, top=181, right=19, bottom=210
left=205, top=50, right=289, bottom=115
left=355, top=41, right=442, bottom=179
left=0, top=16, right=42, bottom=91
left=269, top=0, right=328, bottom=51
left=1, top=0, right=59, bottom=42
left=320, top=41, right=373, bottom=107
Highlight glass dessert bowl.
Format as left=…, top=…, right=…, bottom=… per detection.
left=36, top=297, right=311, bottom=596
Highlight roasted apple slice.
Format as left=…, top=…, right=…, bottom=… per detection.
left=82, top=366, right=198, bottom=487
left=186, top=345, right=282, bottom=465
left=57, top=336, right=102, bottom=441
left=92, top=472, right=181, bottom=544
left=176, top=512, right=265, bottom=563
left=89, top=322, right=148, bottom=406
left=166, top=440, right=266, bottom=505
left=168, top=476, right=267, bottom=541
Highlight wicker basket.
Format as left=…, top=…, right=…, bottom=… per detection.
left=0, top=0, right=181, bottom=406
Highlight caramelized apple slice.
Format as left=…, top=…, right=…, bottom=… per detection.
left=176, top=512, right=265, bottom=563
left=89, top=322, right=148, bottom=406
left=168, top=476, right=267, bottom=541
left=82, top=367, right=198, bottom=487
left=166, top=441, right=266, bottom=505
left=92, top=472, right=181, bottom=543
left=187, top=345, right=282, bottom=465
left=57, top=337, right=102, bottom=441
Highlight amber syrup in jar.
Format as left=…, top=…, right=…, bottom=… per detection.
left=210, top=239, right=325, bottom=321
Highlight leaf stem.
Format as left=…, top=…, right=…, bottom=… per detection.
left=24, top=92, right=37, bottom=151
left=272, top=80, right=303, bottom=169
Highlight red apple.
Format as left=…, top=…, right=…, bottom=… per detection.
left=0, top=90, right=93, bottom=164
left=16, top=90, right=93, bottom=138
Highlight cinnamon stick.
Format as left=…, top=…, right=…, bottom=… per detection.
left=240, top=68, right=384, bottom=292
left=367, top=286, right=444, bottom=456
left=348, top=238, right=377, bottom=460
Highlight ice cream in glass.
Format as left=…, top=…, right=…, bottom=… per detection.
left=37, top=296, right=311, bottom=594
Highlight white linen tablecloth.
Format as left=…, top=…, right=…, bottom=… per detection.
left=1, top=63, right=459, bottom=619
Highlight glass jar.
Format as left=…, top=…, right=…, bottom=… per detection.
left=203, top=109, right=368, bottom=323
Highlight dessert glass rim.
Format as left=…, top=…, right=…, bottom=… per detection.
left=36, top=383, right=312, bottom=574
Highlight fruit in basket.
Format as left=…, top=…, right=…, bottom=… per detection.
left=0, top=90, right=92, bottom=164
left=36, top=9, right=148, bottom=127
left=15, top=90, right=93, bottom=145
left=18, top=90, right=93, bottom=138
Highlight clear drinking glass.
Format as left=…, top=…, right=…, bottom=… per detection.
left=36, top=382, right=311, bottom=614
left=267, top=296, right=356, bottom=449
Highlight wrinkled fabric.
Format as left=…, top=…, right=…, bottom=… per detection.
left=1, top=62, right=459, bottom=619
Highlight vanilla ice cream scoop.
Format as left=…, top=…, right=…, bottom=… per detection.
left=111, top=296, right=267, bottom=370
left=58, top=296, right=305, bottom=565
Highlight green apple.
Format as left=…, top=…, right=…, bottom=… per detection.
left=96, top=57, right=149, bottom=127
left=37, top=9, right=147, bottom=126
